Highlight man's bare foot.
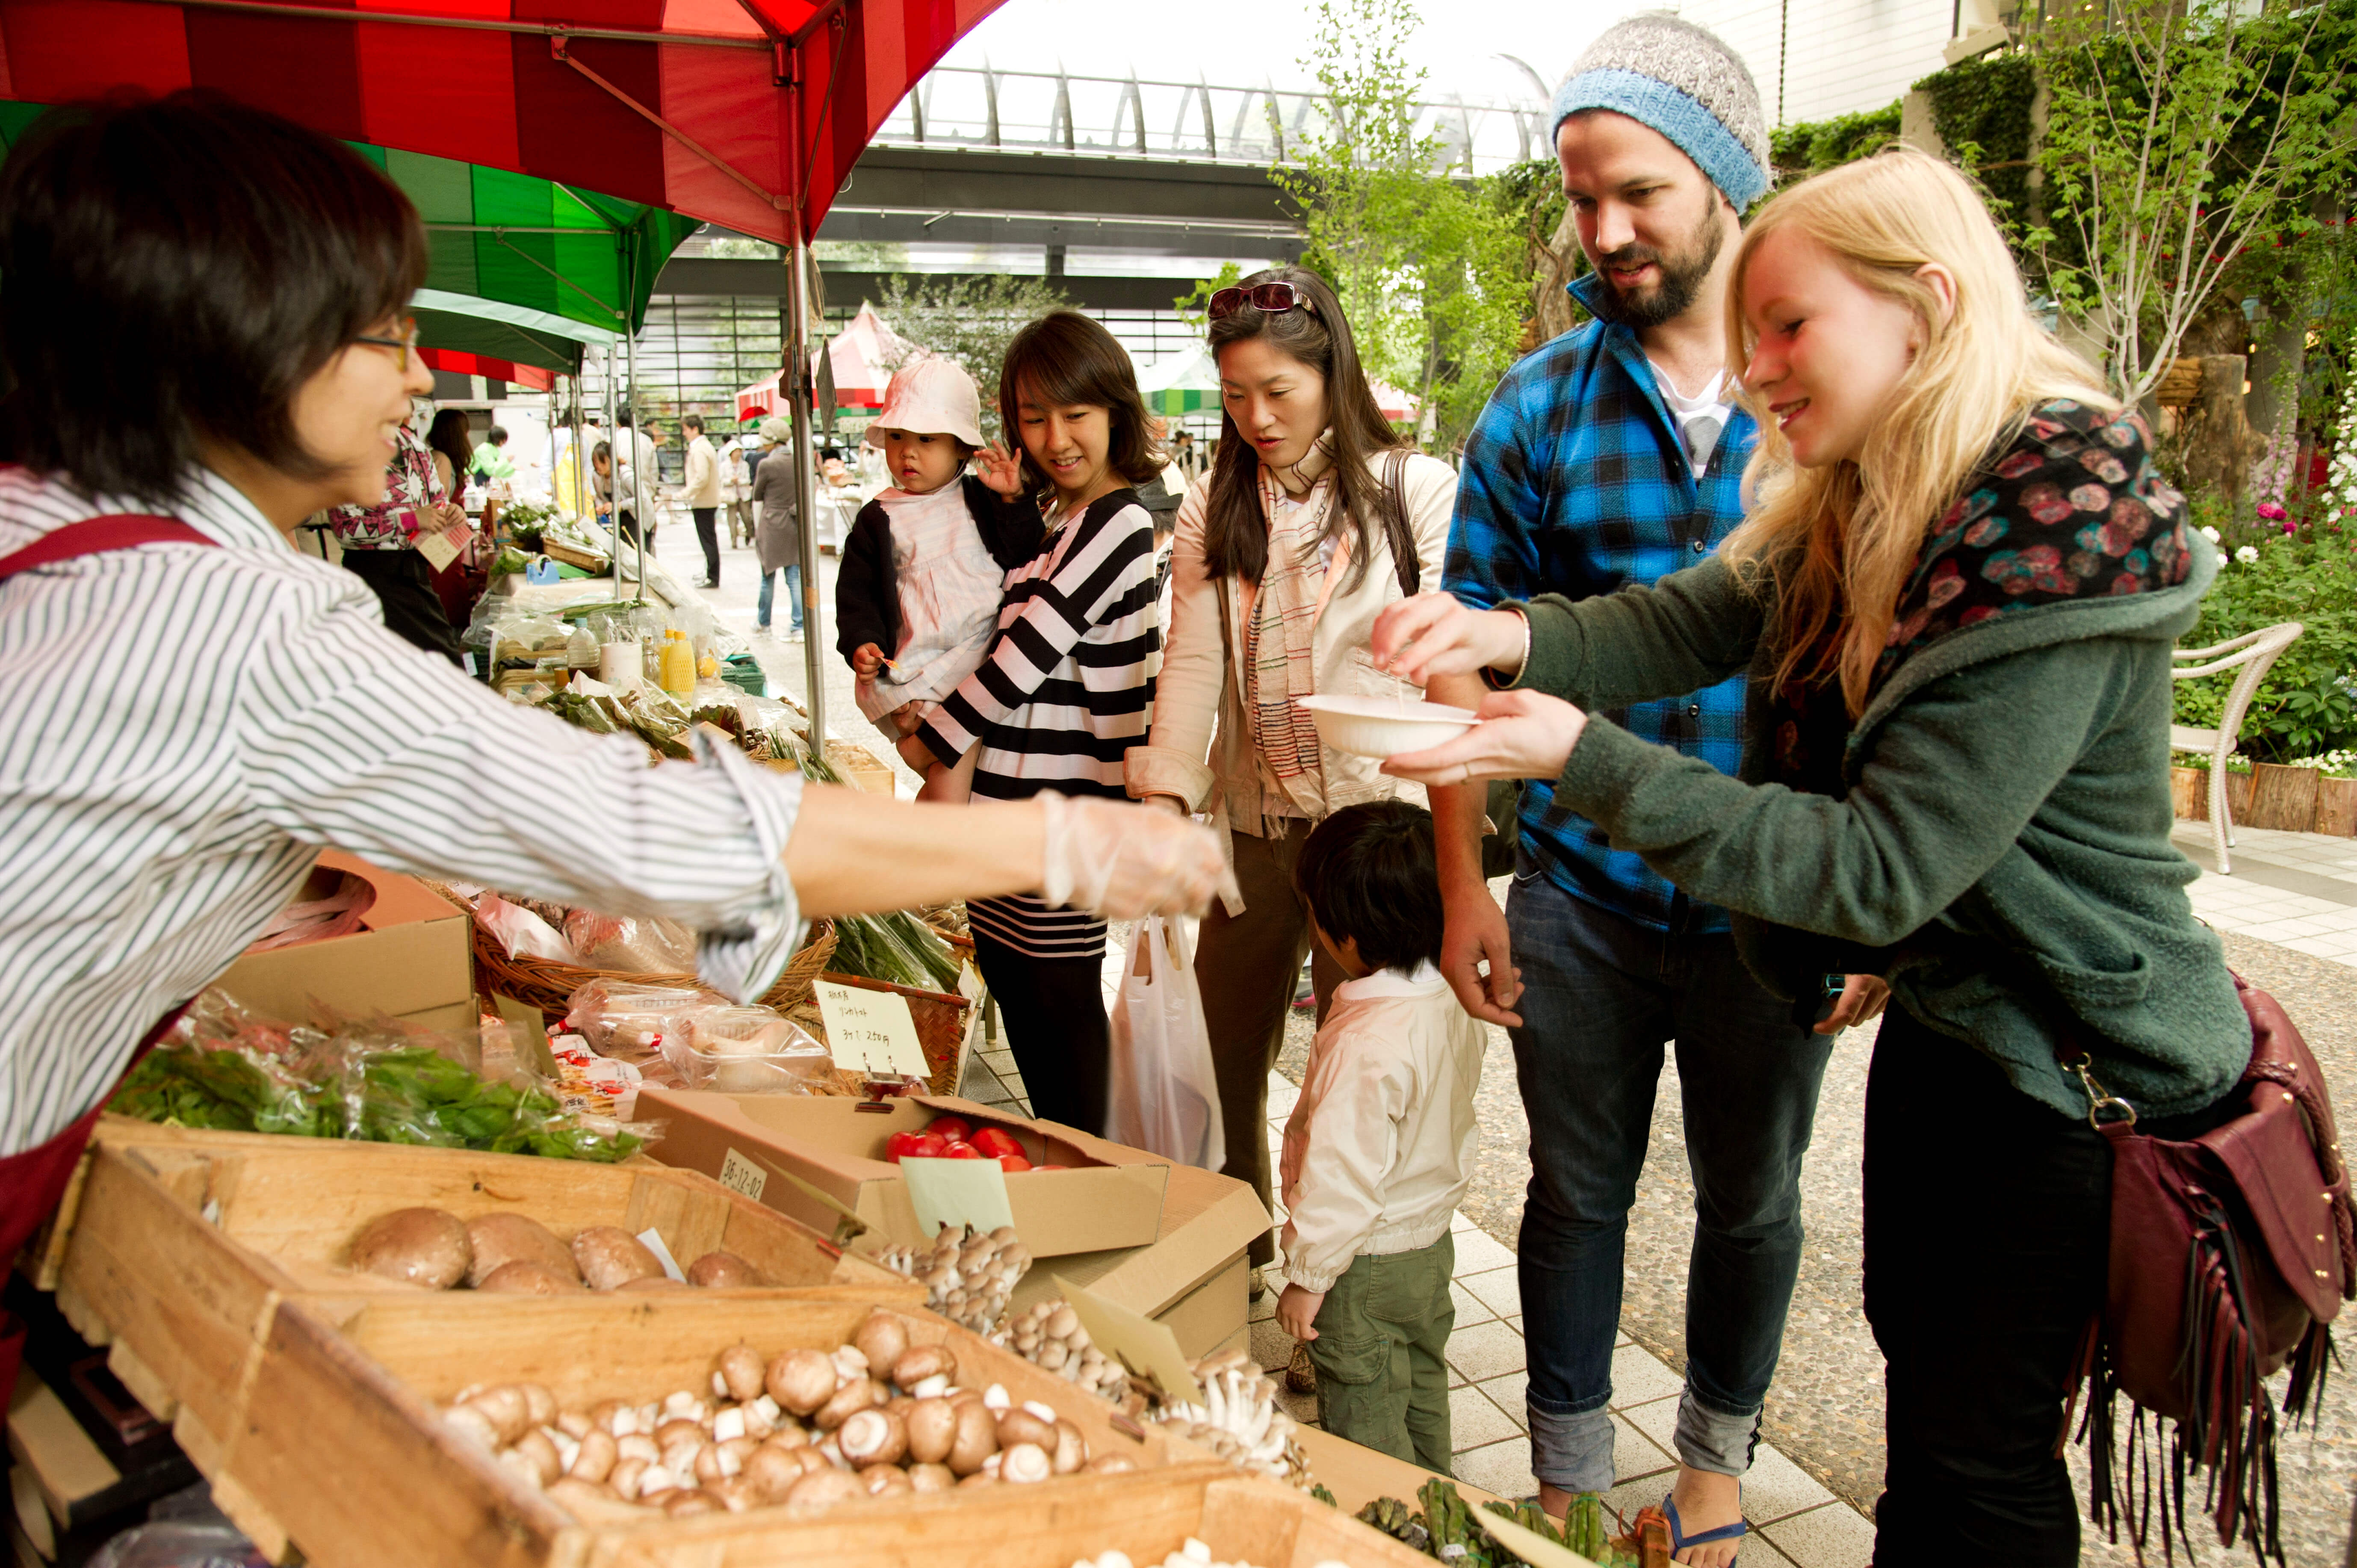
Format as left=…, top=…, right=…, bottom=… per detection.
left=1667, top=1465, right=1745, bottom=1567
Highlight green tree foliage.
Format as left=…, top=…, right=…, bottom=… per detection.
left=1769, top=102, right=1903, bottom=181
left=1914, top=54, right=2038, bottom=240
left=2177, top=493, right=2357, bottom=762
left=872, top=273, right=1069, bottom=441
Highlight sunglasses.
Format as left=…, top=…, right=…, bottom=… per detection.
left=354, top=316, right=422, bottom=371
left=1208, top=282, right=1316, bottom=321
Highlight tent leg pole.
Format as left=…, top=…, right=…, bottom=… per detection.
left=625, top=331, right=646, bottom=601
left=787, top=237, right=826, bottom=746
left=603, top=345, right=620, bottom=600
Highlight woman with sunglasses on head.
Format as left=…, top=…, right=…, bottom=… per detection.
left=0, top=94, right=1233, bottom=1324
left=1126, top=266, right=1459, bottom=1311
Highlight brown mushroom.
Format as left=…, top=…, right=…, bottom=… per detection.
left=853, top=1311, right=910, bottom=1374
left=556, top=1411, right=593, bottom=1442
left=571, top=1225, right=665, bottom=1290
left=741, top=1444, right=805, bottom=1504
left=762, top=1421, right=812, bottom=1452
left=608, top=1456, right=650, bottom=1499
left=765, top=1348, right=839, bottom=1416
left=906, top=1462, right=956, bottom=1494
left=903, top=1398, right=957, bottom=1466
left=520, top=1386, right=558, bottom=1428
left=569, top=1429, right=618, bottom=1485
left=442, top=1404, right=502, bottom=1450
left=616, top=1275, right=691, bottom=1293
left=812, top=1378, right=874, bottom=1432
left=464, top=1213, right=577, bottom=1287
left=1083, top=1452, right=1139, bottom=1475
left=508, top=1430, right=563, bottom=1487
left=350, top=1207, right=472, bottom=1289
left=1051, top=1419, right=1088, bottom=1475
left=998, top=1441, right=1052, bottom=1484
left=889, top=1344, right=954, bottom=1390
left=994, top=1408, right=1058, bottom=1453
left=784, top=1468, right=865, bottom=1510
left=945, top=1400, right=999, bottom=1476
left=715, top=1343, right=766, bottom=1405
left=836, top=1408, right=907, bottom=1468
left=694, top=1436, right=756, bottom=1485
left=664, top=1490, right=720, bottom=1518
left=859, top=1463, right=912, bottom=1496
left=458, top=1386, right=532, bottom=1444
left=686, top=1251, right=771, bottom=1288
left=475, top=1260, right=584, bottom=1294
left=957, top=1471, right=1000, bottom=1489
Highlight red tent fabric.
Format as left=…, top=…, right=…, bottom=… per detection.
left=0, top=0, right=1002, bottom=242
left=420, top=346, right=555, bottom=391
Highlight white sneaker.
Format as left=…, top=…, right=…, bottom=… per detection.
left=753, top=623, right=771, bottom=638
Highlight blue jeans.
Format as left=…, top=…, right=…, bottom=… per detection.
left=756, top=563, right=802, bottom=631
left=1506, top=871, right=1831, bottom=1492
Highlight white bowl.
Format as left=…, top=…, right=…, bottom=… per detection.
left=1294, top=694, right=1478, bottom=760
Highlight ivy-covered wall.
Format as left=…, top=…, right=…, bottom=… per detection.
left=1769, top=102, right=1903, bottom=184
left=1913, top=54, right=2038, bottom=231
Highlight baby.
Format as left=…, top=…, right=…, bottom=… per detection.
left=834, top=357, right=1038, bottom=802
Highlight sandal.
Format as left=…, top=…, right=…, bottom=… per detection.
left=1662, top=1490, right=1747, bottom=1561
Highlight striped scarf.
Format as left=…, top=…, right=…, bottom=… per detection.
left=1241, top=434, right=1338, bottom=816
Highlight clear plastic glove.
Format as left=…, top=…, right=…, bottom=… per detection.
left=1040, top=792, right=1237, bottom=918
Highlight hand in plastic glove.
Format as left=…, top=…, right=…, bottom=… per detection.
left=1040, top=792, right=1238, bottom=918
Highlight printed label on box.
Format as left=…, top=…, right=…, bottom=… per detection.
left=812, top=981, right=930, bottom=1078
left=718, top=1147, right=769, bottom=1202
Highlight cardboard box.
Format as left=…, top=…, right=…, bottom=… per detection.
left=641, top=1090, right=1172, bottom=1257
left=214, top=850, right=473, bottom=1031
left=1294, top=1426, right=1504, bottom=1515
left=1006, top=1159, right=1270, bottom=1358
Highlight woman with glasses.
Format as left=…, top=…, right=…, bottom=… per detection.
left=321, top=365, right=472, bottom=664
left=1125, top=266, right=1459, bottom=1313
left=0, top=94, right=1232, bottom=1317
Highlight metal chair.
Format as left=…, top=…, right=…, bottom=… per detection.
left=2170, top=622, right=2304, bottom=874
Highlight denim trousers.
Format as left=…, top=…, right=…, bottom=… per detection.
left=1506, top=872, right=1831, bottom=1492
left=756, top=563, right=803, bottom=631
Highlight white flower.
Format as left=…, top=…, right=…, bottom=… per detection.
left=2235, top=545, right=2260, bottom=564
left=2200, top=525, right=2222, bottom=543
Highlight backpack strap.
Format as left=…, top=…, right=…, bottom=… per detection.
left=1382, top=451, right=1419, bottom=598
left=0, top=515, right=214, bottom=581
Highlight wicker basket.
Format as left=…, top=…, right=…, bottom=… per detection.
left=472, top=917, right=839, bottom=1025
left=812, top=971, right=972, bottom=1096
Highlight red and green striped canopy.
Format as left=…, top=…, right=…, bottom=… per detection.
left=0, top=0, right=1001, bottom=243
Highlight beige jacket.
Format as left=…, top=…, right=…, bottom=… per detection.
left=1279, top=962, right=1485, bottom=1294
left=1125, top=451, right=1457, bottom=893
left=683, top=434, right=722, bottom=506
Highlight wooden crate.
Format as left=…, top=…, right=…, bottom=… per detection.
left=225, top=1296, right=1213, bottom=1568
left=825, top=740, right=897, bottom=797
left=47, top=1125, right=919, bottom=1503
left=583, top=1468, right=1438, bottom=1568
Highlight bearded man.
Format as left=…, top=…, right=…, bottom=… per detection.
left=1424, top=18, right=1861, bottom=1565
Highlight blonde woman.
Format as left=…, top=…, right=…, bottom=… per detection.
left=1373, top=149, right=2248, bottom=1566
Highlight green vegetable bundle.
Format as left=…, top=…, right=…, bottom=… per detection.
left=1353, top=1483, right=1636, bottom=1568
left=829, top=909, right=963, bottom=993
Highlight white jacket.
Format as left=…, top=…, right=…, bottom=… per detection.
left=683, top=434, right=722, bottom=507
left=1279, top=962, right=1484, bottom=1295
left=1125, top=452, right=1457, bottom=907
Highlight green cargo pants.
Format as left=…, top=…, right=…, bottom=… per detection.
left=1304, top=1231, right=1455, bottom=1473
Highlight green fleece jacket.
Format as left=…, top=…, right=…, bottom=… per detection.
left=1507, top=538, right=2245, bottom=1122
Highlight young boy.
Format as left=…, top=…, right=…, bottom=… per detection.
left=1276, top=800, right=1486, bottom=1471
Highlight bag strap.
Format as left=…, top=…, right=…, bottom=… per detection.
left=0, top=514, right=214, bottom=582
left=1382, top=450, right=1419, bottom=598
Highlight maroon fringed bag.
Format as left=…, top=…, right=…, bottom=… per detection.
left=2062, top=975, right=2355, bottom=1562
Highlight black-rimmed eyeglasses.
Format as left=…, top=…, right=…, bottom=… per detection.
left=354, top=317, right=421, bottom=370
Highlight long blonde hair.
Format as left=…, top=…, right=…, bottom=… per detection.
left=1719, top=148, right=2113, bottom=716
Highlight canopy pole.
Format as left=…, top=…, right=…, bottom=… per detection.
left=786, top=237, right=826, bottom=747
left=626, top=332, right=647, bottom=599
left=603, top=344, right=621, bottom=601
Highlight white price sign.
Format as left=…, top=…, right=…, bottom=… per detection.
left=812, top=980, right=930, bottom=1078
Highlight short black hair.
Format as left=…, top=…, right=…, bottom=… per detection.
left=487, top=425, right=508, bottom=444
left=0, top=92, right=426, bottom=505
left=682, top=414, right=704, bottom=433
left=1293, top=800, right=1444, bottom=974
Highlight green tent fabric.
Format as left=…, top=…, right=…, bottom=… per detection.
left=411, top=289, right=615, bottom=376
left=1137, top=343, right=1221, bottom=416
left=0, top=103, right=694, bottom=339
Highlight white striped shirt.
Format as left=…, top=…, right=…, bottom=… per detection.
left=920, top=490, right=1158, bottom=958
left=0, top=466, right=806, bottom=1155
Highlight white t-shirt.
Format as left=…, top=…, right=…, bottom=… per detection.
left=1649, top=361, right=1735, bottom=478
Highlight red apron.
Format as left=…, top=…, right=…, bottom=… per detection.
left=0, top=514, right=215, bottom=1410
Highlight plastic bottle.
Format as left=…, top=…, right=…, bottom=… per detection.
left=566, top=623, right=598, bottom=673
left=660, top=629, right=697, bottom=697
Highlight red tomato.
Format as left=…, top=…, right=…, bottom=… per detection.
left=926, top=1115, right=974, bottom=1143
left=970, top=1127, right=1024, bottom=1160
left=939, top=1141, right=984, bottom=1160
left=885, top=1130, right=949, bottom=1162
left=997, top=1154, right=1033, bottom=1173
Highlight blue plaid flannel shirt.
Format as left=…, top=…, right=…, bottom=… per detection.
left=1443, top=274, right=1757, bottom=935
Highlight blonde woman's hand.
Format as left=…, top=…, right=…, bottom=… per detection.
left=1380, top=689, right=1587, bottom=788
left=1040, top=794, right=1238, bottom=918
left=973, top=442, right=1025, bottom=499
left=1369, top=594, right=1528, bottom=687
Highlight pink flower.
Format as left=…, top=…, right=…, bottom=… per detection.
left=2257, top=501, right=2288, bottom=521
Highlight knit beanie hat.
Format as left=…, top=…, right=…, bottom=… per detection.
left=1550, top=14, right=1772, bottom=210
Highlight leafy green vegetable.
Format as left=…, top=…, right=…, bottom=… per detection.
left=829, top=909, right=963, bottom=993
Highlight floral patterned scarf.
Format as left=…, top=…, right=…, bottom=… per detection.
left=1765, top=400, right=2192, bottom=796
left=1240, top=432, right=1339, bottom=818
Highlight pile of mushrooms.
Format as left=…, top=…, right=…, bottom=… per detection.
left=873, top=1224, right=1030, bottom=1333
left=348, top=1207, right=769, bottom=1295
left=995, top=1299, right=1131, bottom=1409
left=1077, top=1544, right=1347, bottom=1568
left=1147, top=1349, right=1311, bottom=1491
left=437, top=1309, right=1140, bottom=1520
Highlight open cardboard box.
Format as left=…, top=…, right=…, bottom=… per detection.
left=214, top=849, right=474, bottom=1034
left=641, top=1091, right=1172, bottom=1258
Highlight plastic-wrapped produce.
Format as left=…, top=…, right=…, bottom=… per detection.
left=661, top=1007, right=831, bottom=1093
left=564, top=979, right=714, bottom=1063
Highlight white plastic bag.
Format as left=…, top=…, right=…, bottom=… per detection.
left=1106, top=916, right=1224, bottom=1170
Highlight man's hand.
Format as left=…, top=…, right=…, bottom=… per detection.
left=1441, top=886, right=1524, bottom=1028
left=1818, top=974, right=1891, bottom=1035
left=1276, top=1283, right=1324, bottom=1342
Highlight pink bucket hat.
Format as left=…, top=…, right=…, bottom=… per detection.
left=865, top=355, right=985, bottom=449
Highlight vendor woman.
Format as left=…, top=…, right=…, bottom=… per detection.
left=0, top=95, right=1230, bottom=1275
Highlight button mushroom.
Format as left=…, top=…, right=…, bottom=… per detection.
left=464, top=1213, right=578, bottom=1287
left=837, top=1408, right=907, bottom=1468
left=350, top=1208, right=472, bottom=1289
left=458, top=1385, right=533, bottom=1444
left=765, top=1348, right=839, bottom=1416
left=907, top=1462, right=956, bottom=1494
left=945, top=1399, right=1000, bottom=1476
left=1052, top=1419, right=1089, bottom=1474
left=903, top=1398, right=957, bottom=1466
left=476, top=1260, right=585, bottom=1294
left=812, top=1377, right=874, bottom=1432
left=999, top=1441, right=1053, bottom=1484
left=741, top=1444, right=806, bottom=1504
left=860, top=1463, right=913, bottom=1496
left=854, top=1311, right=910, bottom=1374
left=889, top=1344, right=955, bottom=1391
left=571, top=1225, right=665, bottom=1290
left=784, top=1467, right=866, bottom=1511
left=994, top=1408, right=1058, bottom=1453
left=569, top=1429, right=618, bottom=1485
left=686, top=1251, right=771, bottom=1288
